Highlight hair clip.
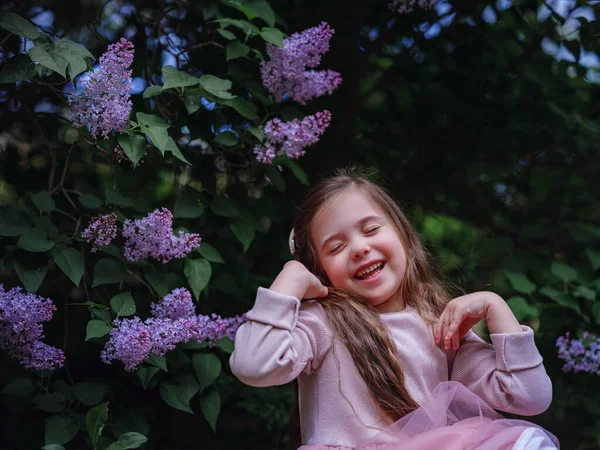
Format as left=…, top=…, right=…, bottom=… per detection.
left=288, top=229, right=296, bottom=256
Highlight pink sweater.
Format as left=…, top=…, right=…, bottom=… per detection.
left=230, top=288, right=552, bottom=447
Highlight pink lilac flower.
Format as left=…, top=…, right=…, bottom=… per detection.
left=81, top=213, right=118, bottom=252
left=0, top=284, right=65, bottom=370
left=151, top=288, right=195, bottom=321
left=556, top=332, right=600, bottom=375
left=71, top=38, right=134, bottom=138
left=254, top=110, right=331, bottom=163
left=260, top=22, right=342, bottom=104
left=390, top=0, right=438, bottom=14
left=122, top=208, right=201, bottom=263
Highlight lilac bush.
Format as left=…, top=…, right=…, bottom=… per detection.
left=71, top=38, right=134, bottom=138
left=556, top=332, right=600, bottom=375
left=122, top=208, right=201, bottom=263
left=0, top=285, right=65, bottom=370
left=260, top=22, right=342, bottom=104
left=81, top=213, right=118, bottom=252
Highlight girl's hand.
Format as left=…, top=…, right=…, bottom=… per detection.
left=434, top=292, right=523, bottom=350
left=269, top=261, right=328, bottom=300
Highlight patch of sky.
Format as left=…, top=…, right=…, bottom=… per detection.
left=120, top=3, right=136, bottom=17
left=368, top=28, right=379, bottom=41
left=131, top=77, right=147, bottom=95
left=181, top=126, right=190, bottom=135
left=124, top=25, right=137, bottom=40
left=435, top=1, right=452, bottom=16
left=30, top=9, right=55, bottom=30
left=201, top=97, right=216, bottom=111
left=464, top=17, right=476, bottom=27
left=496, top=0, right=512, bottom=11
left=0, top=90, right=8, bottom=103
left=494, top=183, right=507, bottom=195
left=402, top=37, right=414, bottom=48
left=580, top=49, right=600, bottom=68
left=34, top=99, right=58, bottom=114
left=161, top=51, right=177, bottom=68
left=482, top=6, right=497, bottom=24
left=417, top=22, right=431, bottom=32
left=439, top=13, right=456, bottom=28
left=555, top=43, right=577, bottom=62
left=424, top=23, right=442, bottom=39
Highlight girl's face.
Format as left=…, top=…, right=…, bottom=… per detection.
left=311, top=189, right=408, bottom=313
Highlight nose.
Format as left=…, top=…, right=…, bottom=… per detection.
left=351, top=239, right=371, bottom=259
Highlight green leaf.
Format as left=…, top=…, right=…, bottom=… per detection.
left=17, top=228, right=55, bottom=252
left=198, top=75, right=236, bottom=99
left=212, top=18, right=258, bottom=37
left=86, top=402, right=108, bottom=449
left=45, top=413, right=79, bottom=446
left=214, top=131, right=238, bottom=147
left=34, top=393, right=66, bottom=413
left=228, top=2, right=258, bottom=20
left=136, top=113, right=169, bottom=128
left=173, top=192, right=204, bottom=219
left=35, top=216, right=57, bottom=237
left=184, top=259, right=212, bottom=300
left=165, top=136, right=191, bottom=164
left=146, top=354, right=168, bottom=372
left=574, top=285, right=596, bottom=301
left=32, top=190, right=56, bottom=212
left=53, top=246, right=84, bottom=286
left=159, top=375, right=200, bottom=414
left=143, top=85, right=164, bottom=99
left=504, top=271, right=537, bottom=295
left=53, top=39, right=94, bottom=59
left=0, top=54, right=38, bottom=83
left=79, top=193, right=103, bottom=209
left=92, top=258, right=124, bottom=287
left=106, top=432, right=148, bottom=450
left=216, top=337, right=234, bottom=354
left=0, top=208, right=32, bottom=236
left=192, top=353, right=222, bottom=391
left=506, top=296, right=539, bottom=321
left=86, top=320, right=112, bottom=341
left=210, top=196, right=239, bottom=218
left=586, top=248, right=600, bottom=271
left=199, top=389, right=220, bottom=432
left=104, top=189, right=133, bottom=208
left=1, top=377, right=35, bottom=396
left=29, top=46, right=64, bottom=76
left=110, top=292, right=136, bottom=317
left=14, top=259, right=47, bottom=293
left=217, top=28, right=236, bottom=40
left=246, top=0, right=275, bottom=26
left=143, top=126, right=169, bottom=154
left=551, top=262, right=577, bottom=282
left=137, top=365, right=160, bottom=390
left=42, top=445, right=66, bottom=450
left=226, top=40, right=250, bottom=61
left=227, top=97, right=259, bottom=120
left=0, top=12, right=43, bottom=40
left=249, top=126, right=265, bottom=142
left=71, top=381, right=107, bottom=406
left=118, top=134, right=147, bottom=166
left=162, top=65, right=200, bottom=89
left=198, top=243, right=224, bottom=263
left=266, top=166, right=286, bottom=192
left=143, top=266, right=170, bottom=298
left=539, top=286, right=582, bottom=315
left=183, top=94, right=201, bottom=114
left=230, top=219, right=256, bottom=252
left=272, top=156, right=309, bottom=185
left=593, top=302, right=600, bottom=325
left=260, top=27, right=285, bottom=47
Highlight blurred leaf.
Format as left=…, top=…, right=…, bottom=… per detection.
left=53, top=246, right=84, bottom=286
left=198, top=243, right=224, bottom=263
left=159, top=375, right=199, bottom=414
left=14, top=259, right=47, bottom=293
left=0, top=12, right=43, bottom=40
left=1, top=377, right=35, bottom=396
left=217, top=28, right=236, bottom=40
left=17, top=228, right=54, bottom=252
left=586, top=248, right=600, bottom=271
left=184, top=258, right=212, bottom=300
left=574, top=285, right=595, bottom=301
left=227, top=97, right=259, bottom=120
left=214, top=131, right=238, bottom=146
left=504, top=271, right=536, bottom=295
left=192, top=353, right=222, bottom=391
left=32, top=191, right=55, bottom=212
left=0, top=208, right=32, bottom=236
left=85, top=320, right=112, bottom=341
left=34, top=393, right=66, bottom=413
left=143, top=85, right=163, bottom=98
left=86, top=402, right=108, bottom=449
left=173, top=192, right=204, bottom=219
left=230, top=221, right=256, bottom=252
left=216, top=337, right=234, bottom=354
left=210, top=196, right=239, bottom=218
left=198, top=75, right=236, bottom=99
left=260, top=27, right=285, bottom=47
left=246, top=0, right=275, bottom=26
left=162, top=65, right=200, bottom=89
left=41, top=445, right=66, bottom=450
left=266, top=166, right=286, bottom=192
left=110, top=292, right=136, bottom=317
left=92, top=258, right=124, bottom=287
left=78, top=194, right=103, bottom=209
left=71, top=382, right=107, bottom=406
left=272, top=156, right=310, bottom=186
left=118, top=134, right=147, bottom=167
left=0, top=54, right=38, bottom=83
left=249, top=125, right=265, bottom=142
left=199, top=389, right=220, bottom=432
left=106, top=432, right=148, bottom=450
left=226, top=40, right=250, bottom=60
left=44, top=412, right=79, bottom=446
left=551, top=262, right=577, bottom=283
left=165, top=137, right=191, bottom=164
left=146, top=354, right=168, bottom=372
left=506, top=296, right=539, bottom=321
left=143, top=266, right=170, bottom=298
left=137, top=366, right=160, bottom=390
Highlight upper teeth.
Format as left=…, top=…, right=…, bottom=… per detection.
left=356, top=262, right=383, bottom=278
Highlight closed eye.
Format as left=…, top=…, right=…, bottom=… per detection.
left=328, top=243, right=344, bottom=255
left=364, top=226, right=380, bottom=234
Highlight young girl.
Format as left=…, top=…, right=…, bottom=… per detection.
left=230, top=170, right=558, bottom=449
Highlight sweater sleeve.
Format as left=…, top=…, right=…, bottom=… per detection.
left=448, top=325, right=552, bottom=416
left=229, top=287, right=333, bottom=387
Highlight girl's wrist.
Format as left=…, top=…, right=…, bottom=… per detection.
left=269, top=262, right=309, bottom=300
left=484, top=293, right=523, bottom=334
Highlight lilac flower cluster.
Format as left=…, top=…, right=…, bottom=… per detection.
left=556, top=332, right=600, bottom=375
left=260, top=22, right=342, bottom=105
left=101, top=288, right=246, bottom=371
left=390, top=0, right=438, bottom=14
left=81, top=213, right=118, bottom=252
left=122, top=208, right=201, bottom=263
left=254, top=110, right=332, bottom=163
left=0, top=284, right=65, bottom=370
left=71, top=38, right=134, bottom=138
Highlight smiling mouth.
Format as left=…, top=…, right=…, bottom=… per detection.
left=355, top=262, right=385, bottom=280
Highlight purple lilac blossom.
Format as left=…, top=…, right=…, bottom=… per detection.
left=390, top=0, right=438, bottom=14
left=81, top=213, right=118, bottom=252
left=556, top=332, right=600, bottom=375
left=102, top=287, right=246, bottom=371
left=260, top=22, right=342, bottom=104
left=0, top=284, right=65, bottom=370
left=254, top=110, right=332, bottom=163
left=71, top=38, right=134, bottom=138
left=122, top=208, right=201, bottom=263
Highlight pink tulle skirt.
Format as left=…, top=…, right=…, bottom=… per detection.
left=300, top=381, right=559, bottom=450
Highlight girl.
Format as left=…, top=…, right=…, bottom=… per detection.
left=230, top=170, right=558, bottom=449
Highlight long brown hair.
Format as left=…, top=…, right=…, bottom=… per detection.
left=292, top=168, right=451, bottom=423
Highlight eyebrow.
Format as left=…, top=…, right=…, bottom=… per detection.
left=319, top=215, right=382, bottom=251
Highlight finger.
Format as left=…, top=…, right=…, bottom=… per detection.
left=321, top=285, right=328, bottom=297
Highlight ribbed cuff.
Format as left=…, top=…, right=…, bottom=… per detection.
left=245, top=287, right=301, bottom=331
left=490, top=325, right=543, bottom=371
